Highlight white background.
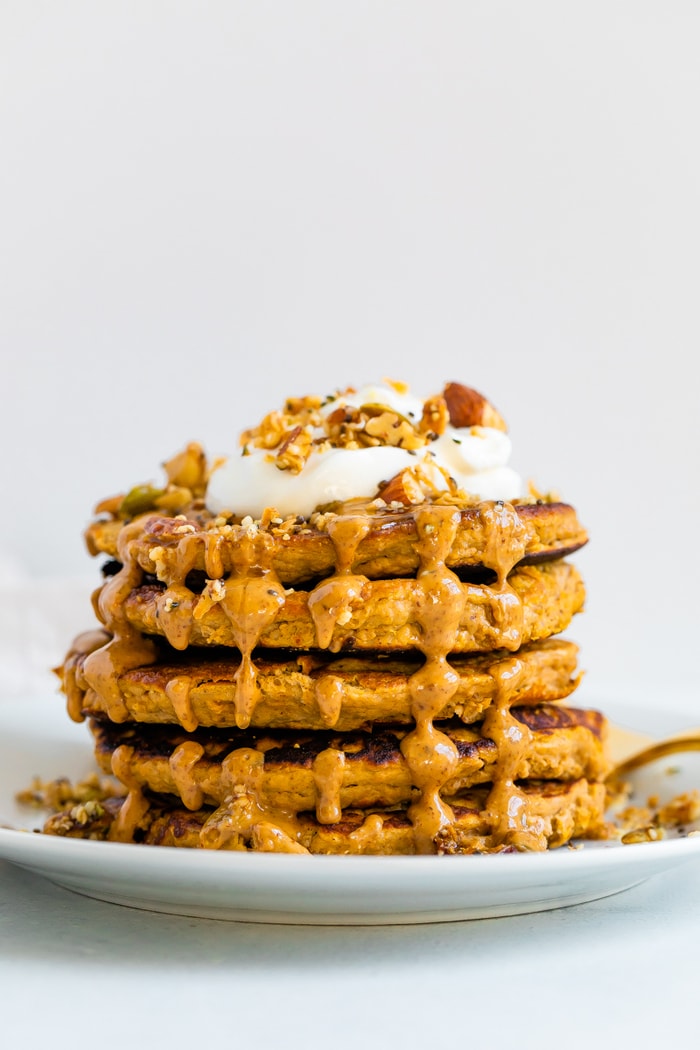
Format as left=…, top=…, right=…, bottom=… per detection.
left=1, top=6, right=700, bottom=1048
left=2, top=3, right=700, bottom=701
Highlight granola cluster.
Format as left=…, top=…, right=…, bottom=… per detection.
left=605, top=778, right=700, bottom=844
left=99, top=442, right=211, bottom=523
left=239, top=380, right=505, bottom=476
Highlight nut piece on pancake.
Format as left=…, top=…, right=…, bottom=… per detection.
left=40, top=378, right=606, bottom=855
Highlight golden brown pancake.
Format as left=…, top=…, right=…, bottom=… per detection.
left=88, top=704, right=608, bottom=818
left=63, top=635, right=581, bottom=731
left=86, top=500, right=587, bottom=586
left=43, top=778, right=607, bottom=855
left=118, top=560, right=584, bottom=653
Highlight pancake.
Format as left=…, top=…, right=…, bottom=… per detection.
left=88, top=705, right=608, bottom=818
left=43, top=778, right=607, bottom=854
left=118, top=560, right=585, bottom=653
left=85, top=499, right=588, bottom=586
left=63, top=635, right=581, bottom=731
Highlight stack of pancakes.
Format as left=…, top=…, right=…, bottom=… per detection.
left=49, top=385, right=608, bottom=854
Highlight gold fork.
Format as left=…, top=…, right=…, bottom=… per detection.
left=607, top=724, right=700, bottom=780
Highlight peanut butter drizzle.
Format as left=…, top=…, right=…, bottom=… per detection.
left=165, top=676, right=198, bottom=732
left=169, top=741, right=206, bottom=810
left=203, top=532, right=225, bottom=580
left=251, top=823, right=310, bottom=853
left=151, top=526, right=286, bottom=729
left=212, top=531, right=286, bottom=729
left=155, top=584, right=196, bottom=651
left=109, top=744, right=151, bottom=842
left=82, top=521, right=158, bottom=724
left=196, top=742, right=349, bottom=849
left=314, top=675, right=345, bottom=727
left=199, top=747, right=308, bottom=852
left=470, top=505, right=543, bottom=850
left=62, top=630, right=110, bottom=723
left=400, top=506, right=465, bottom=852
left=347, top=813, right=386, bottom=851
left=467, top=501, right=528, bottom=652
left=311, top=748, right=346, bottom=823
left=154, top=531, right=202, bottom=651
left=398, top=500, right=531, bottom=853
left=308, top=515, right=371, bottom=652
left=481, top=658, right=543, bottom=850
left=478, top=500, right=529, bottom=586
left=63, top=667, right=85, bottom=724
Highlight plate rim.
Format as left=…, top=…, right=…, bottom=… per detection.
left=2, top=692, right=700, bottom=923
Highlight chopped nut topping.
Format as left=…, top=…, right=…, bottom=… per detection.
left=208, top=578, right=226, bottom=602
left=236, top=381, right=508, bottom=474
left=275, top=425, right=314, bottom=473
left=656, top=791, right=700, bottom=827
left=419, top=396, right=449, bottom=437
left=16, top=773, right=123, bottom=812
left=621, top=825, right=665, bottom=845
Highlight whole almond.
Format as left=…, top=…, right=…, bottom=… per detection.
left=442, top=382, right=507, bottom=431
left=376, top=470, right=430, bottom=506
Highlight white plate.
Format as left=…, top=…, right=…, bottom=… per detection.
left=1, top=694, right=700, bottom=925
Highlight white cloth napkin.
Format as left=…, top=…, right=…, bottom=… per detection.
left=0, top=562, right=96, bottom=703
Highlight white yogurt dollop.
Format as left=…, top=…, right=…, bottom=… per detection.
left=206, top=383, right=523, bottom=519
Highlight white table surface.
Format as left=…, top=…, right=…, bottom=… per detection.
left=1, top=847, right=699, bottom=1049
